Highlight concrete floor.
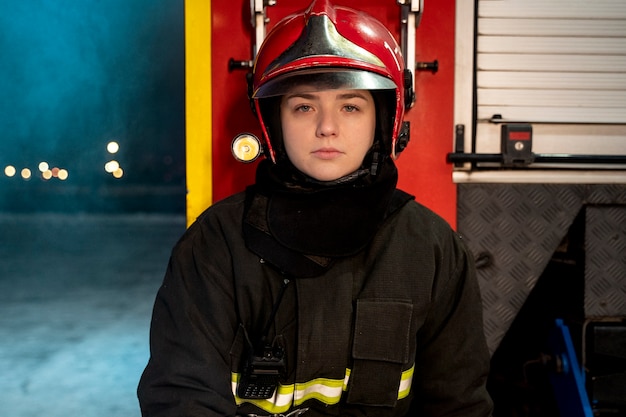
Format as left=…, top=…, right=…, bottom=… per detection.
left=0, top=213, right=186, bottom=417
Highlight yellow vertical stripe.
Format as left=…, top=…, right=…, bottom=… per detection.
left=184, top=0, right=213, bottom=228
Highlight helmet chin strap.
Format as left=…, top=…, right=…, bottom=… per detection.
left=278, top=148, right=386, bottom=189
left=301, top=168, right=371, bottom=187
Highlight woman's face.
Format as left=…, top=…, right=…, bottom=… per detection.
left=280, top=87, right=376, bottom=182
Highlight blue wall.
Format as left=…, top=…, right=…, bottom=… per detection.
left=0, top=0, right=185, bottom=213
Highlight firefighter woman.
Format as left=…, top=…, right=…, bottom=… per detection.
left=138, top=0, right=493, bottom=416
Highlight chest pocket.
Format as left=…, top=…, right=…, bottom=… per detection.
left=346, top=300, right=413, bottom=406
left=347, top=299, right=414, bottom=407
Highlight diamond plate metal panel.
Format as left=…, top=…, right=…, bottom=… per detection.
left=585, top=206, right=626, bottom=317
left=458, top=184, right=585, bottom=354
left=458, top=183, right=626, bottom=355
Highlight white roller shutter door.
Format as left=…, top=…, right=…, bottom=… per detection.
left=454, top=0, right=626, bottom=180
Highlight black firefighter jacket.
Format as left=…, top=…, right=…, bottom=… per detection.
left=137, top=190, right=493, bottom=417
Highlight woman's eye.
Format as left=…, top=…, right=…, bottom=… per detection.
left=344, top=105, right=358, bottom=112
left=295, top=105, right=311, bottom=112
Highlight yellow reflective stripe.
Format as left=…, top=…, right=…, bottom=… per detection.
left=293, top=377, right=345, bottom=406
left=232, top=364, right=415, bottom=413
left=398, top=365, right=414, bottom=399
left=344, top=368, right=351, bottom=391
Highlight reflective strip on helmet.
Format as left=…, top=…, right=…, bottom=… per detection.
left=232, top=364, right=414, bottom=413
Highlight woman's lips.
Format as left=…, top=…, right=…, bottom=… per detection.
left=312, top=148, right=342, bottom=159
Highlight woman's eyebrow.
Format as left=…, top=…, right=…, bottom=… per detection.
left=284, top=92, right=318, bottom=101
left=284, top=91, right=370, bottom=100
left=336, top=92, right=369, bottom=100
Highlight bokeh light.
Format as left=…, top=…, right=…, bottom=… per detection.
left=39, top=166, right=68, bottom=181
left=21, top=168, right=32, bottom=180
left=105, top=160, right=120, bottom=173
left=107, top=141, right=120, bottom=154
left=4, top=165, right=16, bottom=177
left=113, top=168, right=124, bottom=178
left=38, top=161, right=49, bottom=172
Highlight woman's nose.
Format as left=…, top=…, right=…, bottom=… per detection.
left=316, top=110, right=338, bottom=137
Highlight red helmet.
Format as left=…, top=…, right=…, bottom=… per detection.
left=250, top=0, right=411, bottom=162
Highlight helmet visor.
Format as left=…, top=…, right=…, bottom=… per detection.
left=253, top=68, right=397, bottom=98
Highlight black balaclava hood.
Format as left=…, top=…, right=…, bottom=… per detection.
left=242, top=91, right=413, bottom=277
